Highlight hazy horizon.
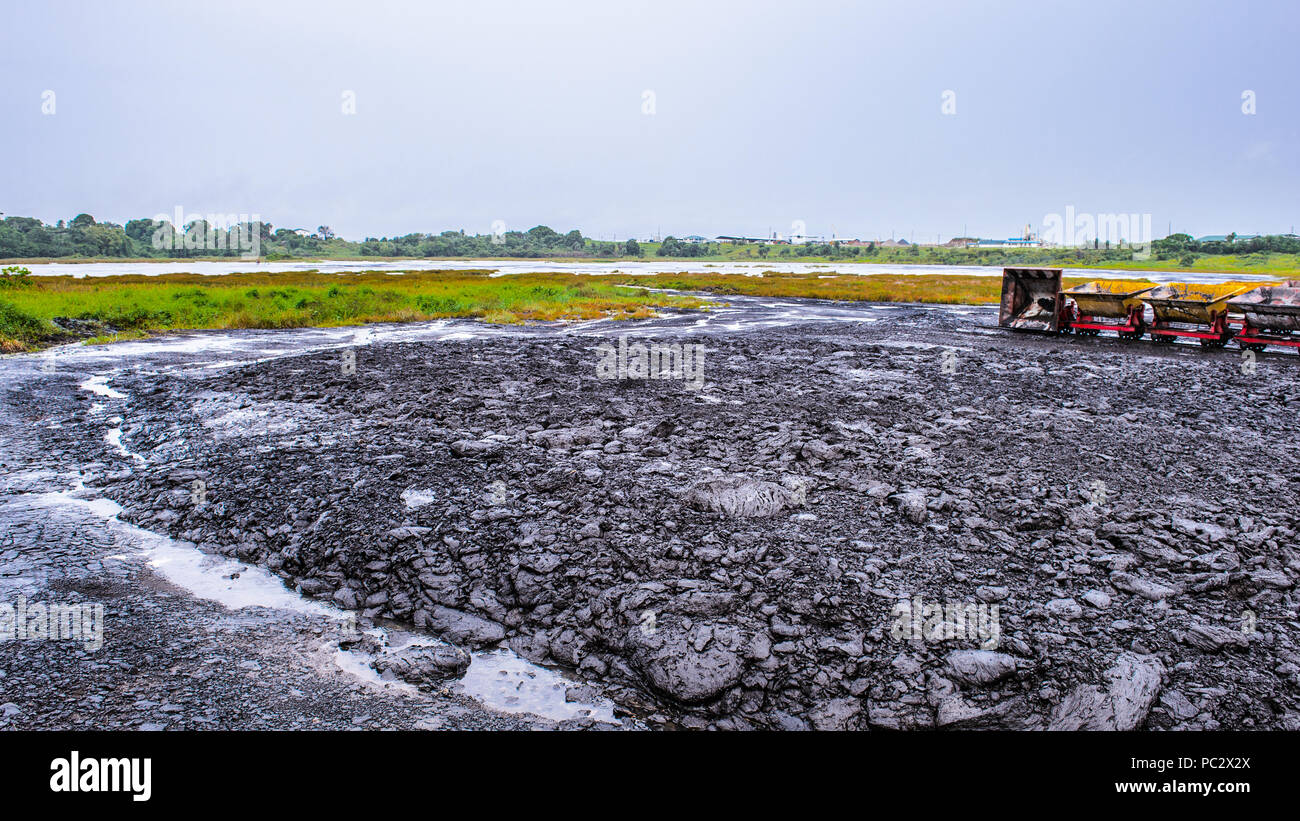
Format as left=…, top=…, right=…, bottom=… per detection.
left=3, top=0, right=1298, bottom=243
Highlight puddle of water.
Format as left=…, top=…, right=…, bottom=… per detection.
left=401, top=488, right=437, bottom=508
left=79, top=375, right=127, bottom=399
left=333, top=645, right=408, bottom=691
left=329, top=626, right=422, bottom=693
left=105, top=427, right=146, bottom=464
left=457, top=648, right=618, bottom=725
left=334, top=631, right=621, bottom=724
left=32, top=490, right=336, bottom=615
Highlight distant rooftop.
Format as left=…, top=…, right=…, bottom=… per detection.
left=1196, top=233, right=1260, bottom=243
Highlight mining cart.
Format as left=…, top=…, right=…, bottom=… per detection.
left=1060, top=280, right=1156, bottom=341
left=998, top=268, right=1067, bottom=333
left=1228, top=281, right=1300, bottom=353
left=1144, top=283, right=1250, bottom=348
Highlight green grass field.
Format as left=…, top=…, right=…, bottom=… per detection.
left=600, top=270, right=1200, bottom=304
left=0, top=269, right=707, bottom=352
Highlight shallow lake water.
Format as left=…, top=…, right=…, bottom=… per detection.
left=17, top=258, right=1274, bottom=285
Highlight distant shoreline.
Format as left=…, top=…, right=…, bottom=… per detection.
left=4, top=254, right=1296, bottom=278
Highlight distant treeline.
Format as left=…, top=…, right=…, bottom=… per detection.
left=358, top=226, right=638, bottom=258
left=0, top=214, right=265, bottom=259
left=1151, top=233, right=1300, bottom=260
left=4, top=212, right=1300, bottom=264
left=0, top=214, right=668, bottom=259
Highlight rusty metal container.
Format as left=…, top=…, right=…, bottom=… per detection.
left=1062, top=280, right=1156, bottom=318
left=1227, top=282, right=1300, bottom=332
left=998, top=268, right=1063, bottom=332
left=1142, top=283, right=1251, bottom=325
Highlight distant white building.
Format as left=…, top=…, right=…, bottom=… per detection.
left=976, top=226, right=1043, bottom=248
left=976, top=237, right=1043, bottom=248
left=791, top=234, right=836, bottom=244
left=715, top=235, right=773, bottom=244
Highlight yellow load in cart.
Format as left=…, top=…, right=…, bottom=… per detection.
left=1062, top=280, right=1156, bottom=319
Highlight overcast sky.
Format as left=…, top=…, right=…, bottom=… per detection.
left=2, top=0, right=1297, bottom=242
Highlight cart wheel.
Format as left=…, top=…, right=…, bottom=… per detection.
left=1153, top=334, right=1174, bottom=344
left=1246, top=343, right=1266, bottom=353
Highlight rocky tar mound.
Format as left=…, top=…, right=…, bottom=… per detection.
left=100, top=315, right=1300, bottom=730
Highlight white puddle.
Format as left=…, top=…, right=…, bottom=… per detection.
left=32, top=490, right=335, bottom=615
left=401, top=488, right=437, bottom=508
left=105, top=427, right=147, bottom=464
left=333, top=643, right=405, bottom=690
left=457, top=648, right=618, bottom=724
left=79, top=375, right=127, bottom=399
left=346, top=633, right=618, bottom=724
